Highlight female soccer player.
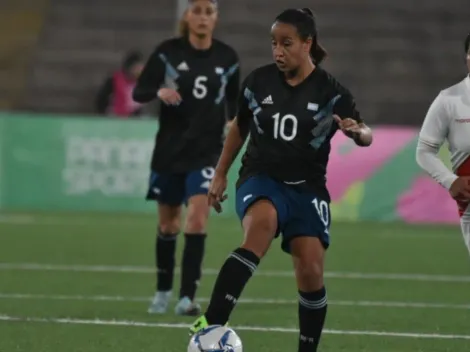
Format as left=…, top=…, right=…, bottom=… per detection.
left=416, top=33, right=470, bottom=255
left=190, top=7, right=372, bottom=352
left=133, top=0, right=240, bottom=316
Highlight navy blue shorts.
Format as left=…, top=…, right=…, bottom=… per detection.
left=235, top=175, right=331, bottom=253
left=146, top=167, right=215, bottom=206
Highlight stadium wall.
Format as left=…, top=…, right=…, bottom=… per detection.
left=0, top=112, right=459, bottom=224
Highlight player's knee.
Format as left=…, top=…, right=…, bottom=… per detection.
left=159, top=218, right=181, bottom=234
left=241, top=200, right=278, bottom=258
left=295, top=259, right=324, bottom=291
left=185, top=196, right=210, bottom=233
left=158, top=205, right=182, bottom=234
left=185, top=213, right=207, bottom=233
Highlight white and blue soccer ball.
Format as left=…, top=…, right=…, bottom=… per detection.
left=188, top=325, right=243, bottom=352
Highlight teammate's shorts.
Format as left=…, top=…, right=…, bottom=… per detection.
left=461, top=217, right=470, bottom=256
left=146, top=167, right=215, bottom=206
left=235, top=174, right=331, bottom=253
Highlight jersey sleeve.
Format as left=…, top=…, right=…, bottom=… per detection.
left=418, top=93, right=450, bottom=147
left=224, top=52, right=240, bottom=121
left=416, top=93, right=457, bottom=190
left=332, top=92, right=362, bottom=123
left=132, top=44, right=166, bottom=103
left=236, top=72, right=255, bottom=136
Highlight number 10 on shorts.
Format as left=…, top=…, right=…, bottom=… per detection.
left=312, top=198, right=330, bottom=233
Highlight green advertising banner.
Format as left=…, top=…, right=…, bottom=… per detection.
left=0, top=113, right=242, bottom=215
left=0, top=113, right=156, bottom=213
left=0, top=113, right=460, bottom=224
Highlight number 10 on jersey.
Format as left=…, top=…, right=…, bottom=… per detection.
left=272, top=113, right=298, bottom=141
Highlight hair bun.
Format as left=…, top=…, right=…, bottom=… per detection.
left=301, top=8, right=314, bottom=16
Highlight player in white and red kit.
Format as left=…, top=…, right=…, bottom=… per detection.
left=416, top=33, right=470, bottom=255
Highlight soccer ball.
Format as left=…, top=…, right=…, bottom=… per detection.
left=188, top=325, right=243, bottom=352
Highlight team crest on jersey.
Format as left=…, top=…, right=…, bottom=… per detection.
left=215, top=67, right=224, bottom=75
left=307, top=102, right=319, bottom=111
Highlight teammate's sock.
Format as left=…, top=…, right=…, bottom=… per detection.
left=298, top=287, right=328, bottom=352
left=156, top=229, right=178, bottom=292
left=204, top=248, right=260, bottom=325
left=179, top=233, right=207, bottom=300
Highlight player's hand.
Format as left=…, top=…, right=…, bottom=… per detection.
left=208, top=172, right=228, bottom=213
left=449, top=176, right=470, bottom=201
left=157, top=88, right=182, bottom=106
left=333, top=115, right=361, bottom=138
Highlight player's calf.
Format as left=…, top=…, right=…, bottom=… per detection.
left=179, top=195, right=210, bottom=310
left=155, top=229, right=179, bottom=292
left=201, top=200, right=277, bottom=327
left=149, top=205, right=181, bottom=314
left=291, top=236, right=327, bottom=352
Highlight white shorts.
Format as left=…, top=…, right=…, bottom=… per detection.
left=460, top=218, right=470, bottom=255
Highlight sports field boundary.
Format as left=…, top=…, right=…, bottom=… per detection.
left=1, top=314, right=469, bottom=340
left=1, top=262, right=470, bottom=283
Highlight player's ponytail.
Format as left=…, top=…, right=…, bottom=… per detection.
left=275, top=8, right=327, bottom=65
left=300, top=8, right=327, bottom=65
left=310, top=40, right=327, bottom=65
left=301, top=7, right=313, bottom=16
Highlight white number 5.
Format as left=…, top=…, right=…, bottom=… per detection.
left=193, top=76, right=208, bottom=99
left=312, top=198, right=329, bottom=227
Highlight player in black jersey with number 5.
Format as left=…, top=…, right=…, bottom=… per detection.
left=133, top=0, right=239, bottom=316
left=190, top=8, right=373, bottom=351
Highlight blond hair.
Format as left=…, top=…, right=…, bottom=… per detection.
left=177, top=1, right=218, bottom=37
left=178, top=10, right=189, bottom=37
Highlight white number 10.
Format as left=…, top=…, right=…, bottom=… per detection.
left=272, top=113, right=298, bottom=141
left=312, top=198, right=329, bottom=227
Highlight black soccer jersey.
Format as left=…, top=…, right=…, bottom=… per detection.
left=237, top=64, right=363, bottom=201
left=133, top=37, right=240, bottom=173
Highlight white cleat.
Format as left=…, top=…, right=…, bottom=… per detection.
left=174, top=296, right=201, bottom=316
left=148, top=291, right=172, bottom=314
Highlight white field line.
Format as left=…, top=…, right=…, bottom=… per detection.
left=1, top=314, right=469, bottom=340
left=0, top=214, right=460, bottom=240
left=1, top=262, right=470, bottom=283
left=1, top=293, right=470, bottom=310
left=0, top=215, right=36, bottom=224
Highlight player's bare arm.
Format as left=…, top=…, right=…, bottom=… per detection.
left=208, top=117, right=247, bottom=212
left=333, top=115, right=373, bottom=147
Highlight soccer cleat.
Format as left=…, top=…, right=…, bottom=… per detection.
left=189, top=315, right=209, bottom=335
left=189, top=315, right=230, bottom=336
left=175, top=296, right=202, bottom=316
left=147, top=291, right=172, bottom=314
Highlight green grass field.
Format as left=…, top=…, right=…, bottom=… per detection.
left=0, top=212, right=469, bottom=351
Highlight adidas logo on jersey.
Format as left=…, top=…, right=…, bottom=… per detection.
left=177, top=61, right=189, bottom=71
left=261, top=95, right=273, bottom=105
